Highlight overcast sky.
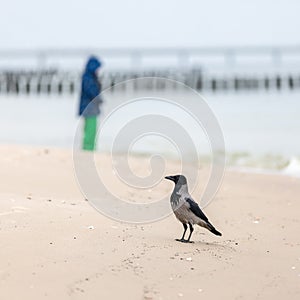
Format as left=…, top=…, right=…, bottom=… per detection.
left=1, top=0, right=300, bottom=49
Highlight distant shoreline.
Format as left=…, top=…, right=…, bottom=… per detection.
left=1, top=142, right=300, bottom=180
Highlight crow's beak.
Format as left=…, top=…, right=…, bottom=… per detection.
left=165, top=176, right=174, bottom=181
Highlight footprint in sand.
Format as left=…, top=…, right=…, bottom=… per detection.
left=0, top=206, right=29, bottom=216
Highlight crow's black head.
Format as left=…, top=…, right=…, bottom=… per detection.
left=164, top=175, right=187, bottom=185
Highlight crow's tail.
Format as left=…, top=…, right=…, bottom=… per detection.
left=207, top=222, right=222, bottom=236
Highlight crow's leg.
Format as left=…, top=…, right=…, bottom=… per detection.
left=175, top=223, right=188, bottom=242
left=181, top=223, right=188, bottom=240
left=186, top=223, right=194, bottom=243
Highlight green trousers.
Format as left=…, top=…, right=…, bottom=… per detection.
left=83, top=116, right=97, bottom=151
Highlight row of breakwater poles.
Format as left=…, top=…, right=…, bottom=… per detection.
left=0, top=70, right=300, bottom=95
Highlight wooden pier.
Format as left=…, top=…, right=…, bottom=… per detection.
left=0, top=46, right=300, bottom=95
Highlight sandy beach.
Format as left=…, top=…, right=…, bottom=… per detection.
left=0, top=145, right=300, bottom=300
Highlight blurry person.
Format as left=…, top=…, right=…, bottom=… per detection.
left=78, top=56, right=103, bottom=151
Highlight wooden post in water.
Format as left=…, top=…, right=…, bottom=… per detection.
left=288, top=76, right=294, bottom=89
left=275, top=76, right=281, bottom=90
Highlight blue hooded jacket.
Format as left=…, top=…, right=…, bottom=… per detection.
left=78, top=56, right=103, bottom=117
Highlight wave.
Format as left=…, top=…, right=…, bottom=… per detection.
left=281, top=157, right=300, bottom=178
left=226, top=152, right=300, bottom=178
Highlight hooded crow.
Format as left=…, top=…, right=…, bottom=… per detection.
left=165, top=174, right=222, bottom=243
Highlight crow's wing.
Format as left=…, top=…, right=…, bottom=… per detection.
left=186, top=198, right=209, bottom=222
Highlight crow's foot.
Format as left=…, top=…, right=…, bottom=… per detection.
left=175, top=238, right=194, bottom=243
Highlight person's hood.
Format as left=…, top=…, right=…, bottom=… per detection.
left=85, top=56, right=102, bottom=73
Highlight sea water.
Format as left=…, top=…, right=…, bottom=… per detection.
left=0, top=90, right=299, bottom=177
